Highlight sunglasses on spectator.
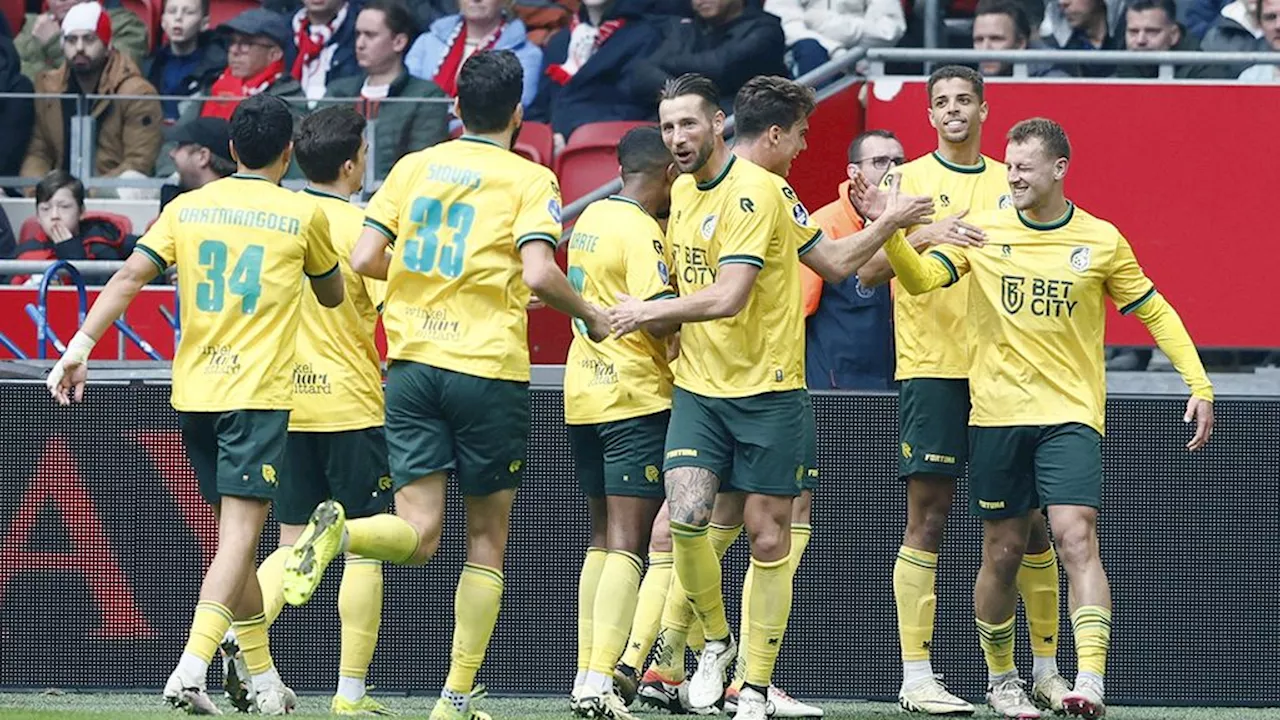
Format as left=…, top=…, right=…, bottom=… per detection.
left=854, top=155, right=906, bottom=170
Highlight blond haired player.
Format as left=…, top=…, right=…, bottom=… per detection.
left=46, top=94, right=344, bottom=716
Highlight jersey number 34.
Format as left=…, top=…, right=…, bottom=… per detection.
left=404, top=197, right=475, bottom=279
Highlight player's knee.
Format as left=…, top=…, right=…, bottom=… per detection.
left=982, top=537, right=1027, bottom=584
left=904, top=509, right=947, bottom=552
left=402, top=520, right=441, bottom=566
left=1052, top=521, right=1097, bottom=571
left=746, top=521, right=790, bottom=562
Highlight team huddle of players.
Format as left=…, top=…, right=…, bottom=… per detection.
left=44, top=48, right=1215, bottom=720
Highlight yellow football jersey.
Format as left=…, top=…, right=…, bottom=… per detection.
left=886, top=202, right=1212, bottom=435
left=364, top=136, right=562, bottom=383
left=665, top=156, right=822, bottom=398
left=135, top=173, right=339, bottom=412
left=289, top=188, right=387, bottom=432
left=563, top=195, right=676, bottom=425
left=883, top=152, right=1010, bottom=380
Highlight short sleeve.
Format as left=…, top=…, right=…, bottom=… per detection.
left=135, top=204, right=177, bottom=272
left=363, top=158, right=411, bottom=243
left=302, top=205, right=339, bottom=279
left=1105, top=235, right=1157, bottom=315
left=924, top=243, right=970, bottom=286
left=626, top=232, right=677, bottom=302
left=717, top=178, right=778, bottom=268
left=514, top=169, right=563, bottom=249
left=777, top=182, right=823, bottom=257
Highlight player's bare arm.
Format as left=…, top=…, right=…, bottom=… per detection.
left=801, top=182, right=935, bottom=284
left=46, top=252, right=161, bottom=405
left=351, top=226, right=394, bottom=280
left=521, top=240, right=610, bottom=342
left=607, top=263, right=759, bottom=337
left=309, top=269, right=345, bottom=308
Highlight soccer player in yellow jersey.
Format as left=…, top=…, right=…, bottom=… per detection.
left=884, top=117, right=1215, bottom=720
left=608, top=74, right=931, bottom=720
left=217, top=107, right=395, bottom=716
left=279, top=51, right=608, bottom=720
left=855, top=65, right=1069, bottom=716
left=565, top=126, right=679, bottom=720
left=45, top=94, right=344, bottom=715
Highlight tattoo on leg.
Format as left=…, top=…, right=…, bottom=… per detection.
left=664, top=467, right=719, bottom=527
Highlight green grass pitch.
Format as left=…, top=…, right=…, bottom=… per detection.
left=1, top=692, right=1278, bottom=719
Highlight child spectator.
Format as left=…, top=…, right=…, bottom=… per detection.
left=147, top=0, right=227, bottom=122
left=11, top=170, right=137, bottom=284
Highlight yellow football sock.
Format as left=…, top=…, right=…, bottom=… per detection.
left=345, top=514, right=420, bottom=564
left=588, top=551, right=643, bottom=674
left=731, top=562, right=753, bottom=691
left=687, top=613, right=704, bottom=653
left=257, top=546, right=291, bottom=627
left=620, top=551, right=672, bottom=670
left=577, top=547, right=608, bottom=672
left=744, top=556, right=792, bottom=687
left=788, top=523, right=812, bottom=573
left=894, top=546, right=938, bottom=662
left=708, top=523, right=743, bottom=556
left=444, top=563, right=504, bottom=694
left=183, top=600, right=233, bottom=663
left=653, top=572, right=693, bottom=680
left=1071, top=606, right=1112, bottom=676
left=1018, top=548, right=1061, bottom=659
left=233, top=613, right=274, bottom=675
left=338, top=557, right=383, bottom=681
left=670, top=522, right=729, bottom=641
left=976, top=615, right=1016, bottom=677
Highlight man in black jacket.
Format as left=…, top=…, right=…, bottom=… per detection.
left=0, top=33, right=34, bottom=191
left=627, top=0, right=787, bottom=111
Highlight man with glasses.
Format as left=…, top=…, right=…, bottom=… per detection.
left=801, top=129, right=905, bottom=391
left=186, top=9, right=304, bottom=122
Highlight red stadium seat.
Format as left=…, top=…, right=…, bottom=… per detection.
left=1, top=0, right=23, bottom=40
left=208, top=0, right=260, bottom=29
left=513, top=121, right=553, bottom=167
left=554, top=121, right=653, bottom=206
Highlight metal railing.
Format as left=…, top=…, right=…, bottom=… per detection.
left=864, top=48, right=1280, bottom=79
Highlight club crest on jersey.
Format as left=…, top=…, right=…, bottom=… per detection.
left=700, top=214, right=718, bottom=239
left=791, top=202, right=809, bottom=226
left=658, top=260, right=670, bottom=285
left=998, top=194, right=1013, bottom=209
left=1069, top=247, right=1091, bottom=273
left=548, top=198, right=562, bottom=223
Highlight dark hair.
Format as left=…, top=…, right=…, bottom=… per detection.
left=659, top=73, right=720, bottom=114
left=1007, top=117, right=1071, bottom=160
left=617, top=126, right=671, bottom=176
left=229, top=94, right=295, bottom=170
left=847, top=129, right=899, bottom=163
left=361, top=0, right=418, bottom=43
left=927, top=64, right=985, bottom=102
left=974, top=0, right=1031, bottom=40
left=732, top=76, right=816, bottom=140
left=1126, top=0, right=1177, bottom=24
left=166, top=0, right=211, bottom=18
left=35, top=170, right=85, bottom=208
left=209, top=153, right=237, bottom=178
left=295, top=106, right=367, bottom=183
left=456, top=50, right=523, bottom=134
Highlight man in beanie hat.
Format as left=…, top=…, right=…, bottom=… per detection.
left=15, top=0, right=147, bottom=78
left=21, top=0, right=163, bottom=192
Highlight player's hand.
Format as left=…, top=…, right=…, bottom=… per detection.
left=46, top=357, right=88, bottom=406
left=849, top=168, right=887, bottom=221
left=930, top=210, right=987, bottom=248
left=583, top=303, right=611, bottom=343
left=881, top=175, right=934, bottom=229
left=1184, top=397, right=1214, bottom=451
left=607, top=293, right=650, bottom=337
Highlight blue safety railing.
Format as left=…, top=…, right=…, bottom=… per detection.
left=25, top=261, right=163, bottom=361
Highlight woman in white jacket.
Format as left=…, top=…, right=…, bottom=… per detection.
left=768, top=0, right=907, bottom=75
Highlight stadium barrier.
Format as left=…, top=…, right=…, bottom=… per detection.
left=1, top=380, right=1276, bottom=706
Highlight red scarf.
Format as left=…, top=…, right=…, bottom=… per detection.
left=291, top=7, right=346, bottom=80
left=201, top=59, right=287, bottom=120
left=432, top=22, right=504, bottom=96
left=546, top=15, right=626, bottom=86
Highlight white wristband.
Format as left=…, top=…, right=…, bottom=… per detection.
left=64, top=331, right=97, bottom=365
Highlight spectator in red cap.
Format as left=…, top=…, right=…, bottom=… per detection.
left=21, top=1, right=163, bottom=193
left=15, top=0, right=147, bottom=79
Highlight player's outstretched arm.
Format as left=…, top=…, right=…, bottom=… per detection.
left=608, top=263, right=758, bottom=337
left=801, top=191, right=936, bottom=284
left=1130, top=294, right=1215, bottom=450
left=881, top=230, right=963, bottom=296
left=351, top=227, right=394, bottom=280
left=520, top=240, right=609, bottom=341
left=857, top=212, right=987, bottom=288
left=45, top=252, right=160, bottom=405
